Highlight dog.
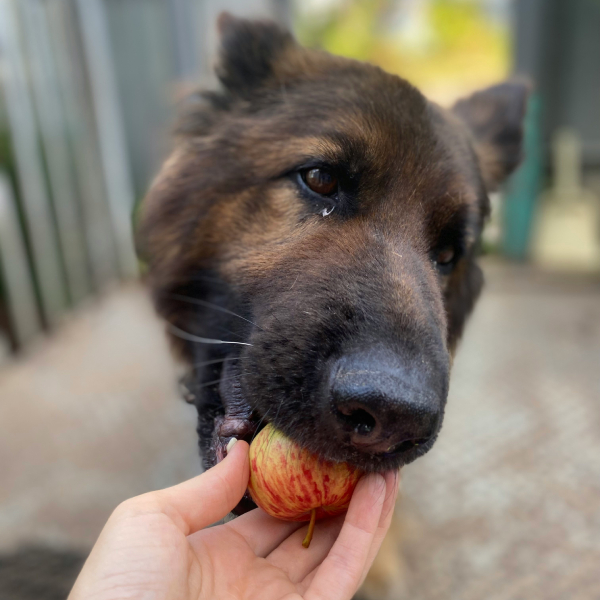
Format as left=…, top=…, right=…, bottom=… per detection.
left=138, top=13, right=528, bottom=597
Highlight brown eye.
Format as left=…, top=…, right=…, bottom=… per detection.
left=435, top=246, right=455, bottom=266
left=304, top=168, right=338, bottom=196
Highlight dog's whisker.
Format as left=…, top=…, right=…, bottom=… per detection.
left=192, top=356, right=240, bottom=370
left=251, top=408, right=272, bottom=442
left=273, top=392, right=285, bottom=426
left=195, top=371, right=253, bottom=391
left=214, top=326, right=248, bottom=342
left=167, top=293, right=265, bottom=332
left=195, top=375, right=235, bottom=391
left=165, top=293, right=295, bottom=347
left=168, top=324, right=253, bottom=346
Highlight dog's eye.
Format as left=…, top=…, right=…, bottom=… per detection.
left=435, top=246, right=455, bottom=266
left=432, top=245, right=457, bottom=274
left=302, top=168, right=338, bottom=196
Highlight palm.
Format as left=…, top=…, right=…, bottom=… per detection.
left=190, top=522, right=301, bottom=599
left=187, top=510, right=348, bottom=599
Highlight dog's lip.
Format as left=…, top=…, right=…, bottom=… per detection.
left=214, top=406, right=429, bottom=513
left=212, top=360, right=435, bottom=513
left=213, top=360, right=265, bottom=515
left=213, top=412, right=260, bottom=515
left=380, top=437, right=433, bottom=457
left=213, top=391, right=435, bottom=470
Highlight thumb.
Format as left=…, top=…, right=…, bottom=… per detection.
left=146, top=439, right=250, bottom=535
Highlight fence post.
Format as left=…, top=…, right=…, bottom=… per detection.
left=0, top=173, right=42, bottom=345
left=76, top=0, right=139, bottom=279
left=0, top=0, right=68, bottom=326
left=19, top=0, right=92, bottom=304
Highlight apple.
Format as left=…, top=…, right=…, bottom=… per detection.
left=247, top=423, right=363, bottom=547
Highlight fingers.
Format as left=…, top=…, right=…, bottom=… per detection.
left=303, top=472, right=400, bottom=598
left=265, top=513, right=345, bottom=582
left=267, top=472, right=399, bottom=590
left=124, top=440, right=250, bottom=536
left=224, top=508, right=305, bottom=557
left=360, top=470, right=400, bottom=586
left=304, top=472, right=387, bottom=600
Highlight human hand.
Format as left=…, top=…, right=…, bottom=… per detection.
left=69, top=439, right=399, bottom=600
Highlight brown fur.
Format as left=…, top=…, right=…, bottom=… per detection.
left=138, top=14, right=528, bottom=595
left=139, top=13, right=527, bottom=465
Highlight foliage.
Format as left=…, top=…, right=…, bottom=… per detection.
left=294, top=0, right=510, bottom=104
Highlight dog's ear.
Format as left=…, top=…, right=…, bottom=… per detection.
left=216, top=13, right=295, bottom=98
left=452, top=80, right=531, bottom=191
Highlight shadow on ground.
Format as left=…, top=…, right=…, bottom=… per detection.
left=0, top=547, right=85, bottom=600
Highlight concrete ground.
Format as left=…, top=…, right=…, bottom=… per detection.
left=1, top=260, right=599, bottom=599
left=0, top=284, right=200, bottom=553
left=399, top=261, right=600, bottom=599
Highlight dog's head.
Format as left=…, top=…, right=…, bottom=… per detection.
left=139, top=15, right=527, bottom=505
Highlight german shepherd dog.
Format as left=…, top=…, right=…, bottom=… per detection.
left=138, top=14, right=527, bottom=597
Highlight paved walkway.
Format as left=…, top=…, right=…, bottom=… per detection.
left=401, top=261, right=600, bottom=599
left=1, top=261, right=599, bottom=599
left=0, top=285, right=199, bottom=552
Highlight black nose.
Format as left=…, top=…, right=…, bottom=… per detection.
left=329, top=348, right=445, bottom=455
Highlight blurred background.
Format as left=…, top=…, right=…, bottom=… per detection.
left=0, top=0, right=599, bottom=599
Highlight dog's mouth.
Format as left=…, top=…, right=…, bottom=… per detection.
left=209, top=359, right=264, bottom=514
left=193, top=355, right=439, bottom=515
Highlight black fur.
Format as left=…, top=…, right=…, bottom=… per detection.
left=138, top=16, right=528, bottom=493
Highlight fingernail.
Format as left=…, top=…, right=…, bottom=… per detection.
left=226, top=437, right=237, bottom=453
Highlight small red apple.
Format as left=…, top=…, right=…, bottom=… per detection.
left=247, top=423, right=363, bottom=547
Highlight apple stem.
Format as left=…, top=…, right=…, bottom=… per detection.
left=302, top=508, right=317, bottom=549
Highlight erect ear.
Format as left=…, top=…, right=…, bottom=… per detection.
left=215, top=12, right=295, bottom=98
left=452, top=80, right=531, bottom=191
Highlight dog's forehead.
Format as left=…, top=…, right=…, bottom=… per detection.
left=171, top=50, right=487, bottom=253
left=227, top=64, right=483, bottom=224
left=252, top=63, right=438, bottom=156
left=233, top=54, right=475, bottom=180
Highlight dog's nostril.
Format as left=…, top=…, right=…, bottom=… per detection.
left=336, top=406, right=377, bottom=436
left=328, top=349, right=445, bottom=457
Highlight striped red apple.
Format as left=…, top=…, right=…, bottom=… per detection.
left=247, top=423, right=363, bottom=547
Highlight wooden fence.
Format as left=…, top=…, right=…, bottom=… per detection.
left=0, top=0, right=204, bottom=356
